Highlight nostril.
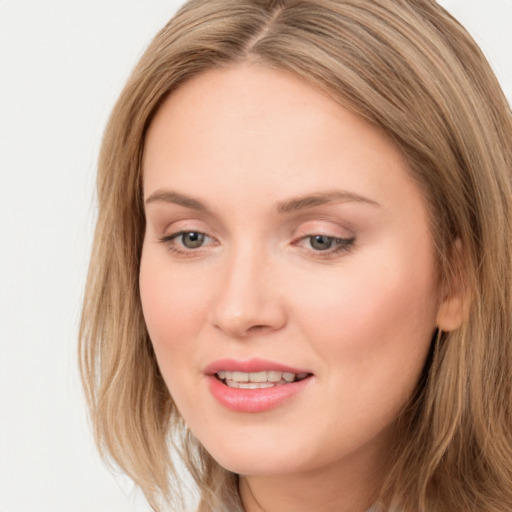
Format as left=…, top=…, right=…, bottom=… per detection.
left=248, top=325, right=267, bottom=332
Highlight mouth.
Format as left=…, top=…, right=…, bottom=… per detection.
left=215, top=370, right=311, bottom=389
left=206, top=360, right=313, bottom=412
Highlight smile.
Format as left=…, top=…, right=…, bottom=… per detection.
left=206, top=360, right=313, bottom=412
left=216, top=370, right=310, bottom=389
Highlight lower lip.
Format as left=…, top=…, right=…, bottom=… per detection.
left=207, top=375, right=312, bottom=413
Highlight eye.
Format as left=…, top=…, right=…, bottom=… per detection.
left=296, top=234, right=355, bottom=256
left=159, top=230, right=216, bottom=256
left=176, top=231, right=206, bottom=249
left=309, top=234, right=335, bottom=251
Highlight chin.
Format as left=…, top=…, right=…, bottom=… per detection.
left=214, top=451, right=300, bottom=477
left=195, top=429, right=300, bottom=476
left=199, top=429, right=330, bottom=478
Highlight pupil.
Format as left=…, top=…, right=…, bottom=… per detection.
left=183, top=232, right=204, bottom=248
left=311, top=235, right=332, bottom=251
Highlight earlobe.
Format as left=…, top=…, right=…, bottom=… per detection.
left=436, top=239, right=468, bottom=332
left=436, top=293, right=465, bottom=332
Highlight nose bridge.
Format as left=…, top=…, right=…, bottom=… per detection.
left=211, top=240, right=285, bottom=338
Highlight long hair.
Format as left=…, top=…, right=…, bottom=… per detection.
left=79, top=1, right=512, bottom=510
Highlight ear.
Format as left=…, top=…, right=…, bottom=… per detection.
left=436, top=293, right=465, bottom=332
left=436, top=239, right=468, bottom=332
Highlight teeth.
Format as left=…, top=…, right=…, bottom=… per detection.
left=232, top=371, right=249, bottom=382
left=217, top=370, right=309, bottom=385
left=267, top=371, right=282, bottom=382
left=249, top=371, right=267, bottom=382
left=225, top=379, right=276, bottom=389
left=239, top=381, right=274, bottom=389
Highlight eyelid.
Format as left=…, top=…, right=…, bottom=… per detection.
left=293, top=219, right=354, bottom=239
left=291, top=221, right=356, bottom=258
left=293, top=234, right=356, bottom=255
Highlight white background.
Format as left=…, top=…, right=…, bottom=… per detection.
left=0, top=1, right=511, bottom=511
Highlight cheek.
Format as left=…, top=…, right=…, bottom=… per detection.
left=292, top=244, right=438, bottom=381
left=287, top=257, right=437, bottom=455
left=139, top=249, right=209, bottom=369
left=139, top=251, right=215, bottom=422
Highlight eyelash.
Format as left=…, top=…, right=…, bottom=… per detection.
left=159, top=231, right=356, bottom=259
left=294, top=234, right=356, bottom=257
left=159, top=231, right=216, bottom=258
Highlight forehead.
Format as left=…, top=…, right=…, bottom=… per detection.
left=142, top=63, right=425, bottom=222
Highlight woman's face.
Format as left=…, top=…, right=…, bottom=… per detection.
left=140, top=64, right=442, bottom=480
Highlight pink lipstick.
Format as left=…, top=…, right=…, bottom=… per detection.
left=205, top=358, right=313, bottom=413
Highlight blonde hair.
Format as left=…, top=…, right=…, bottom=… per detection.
left=79, top=1, right=512, bottom=510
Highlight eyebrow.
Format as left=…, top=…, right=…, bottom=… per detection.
left=144, top=189, right=380, bottom=213
left=276, top=190, right=380, bottom=213
left=145, top=190, right=210, bottom=212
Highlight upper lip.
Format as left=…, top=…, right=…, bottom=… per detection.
left=204, top=358, right=312, bottom=375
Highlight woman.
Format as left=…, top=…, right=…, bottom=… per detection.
left=79, top=1, right=512, bottom=511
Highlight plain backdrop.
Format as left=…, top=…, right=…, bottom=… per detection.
left=0, top=1, right=511, bottom=511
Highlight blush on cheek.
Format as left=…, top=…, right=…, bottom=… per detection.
left=139, top=257, right=215, bottom=392
left=298, top=266, right=436, bottom=362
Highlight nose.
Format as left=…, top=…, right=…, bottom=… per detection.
left=210, top=246, right=287, bottom=339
